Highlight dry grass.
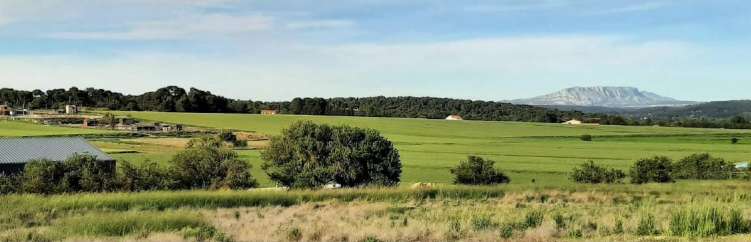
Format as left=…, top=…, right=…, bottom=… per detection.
left=206, top=190, right=751, bottom=242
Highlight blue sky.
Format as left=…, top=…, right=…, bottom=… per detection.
left=0, top=0, right=748, bottom=101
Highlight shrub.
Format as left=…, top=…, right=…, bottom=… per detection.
left=261, top=121, right=401, bottom=188
left=59, top=154, right=116, bottom=193
left=218, top=130, right=237, bottom=143
left=630, top=156, right=673, bottom=184
left=570, top=161, right=626, bottom=184
left=171, top=138, right=257, bottom=190
left=0, top=173, right=21, bottom=194
left=22, top=155, right=117, bottom=194
left=217, top=159, right=257, bottom=189
left=580, top=134, right=593, bottom=142
left=672, top=153, right=733, bottom=180
left=117, top=160, right=175, bottom=192
left=731, top=137, right=740, bottom=144
left=450, top=156, right=510, bottom=185
left=22, top=159, right=65, bottom=194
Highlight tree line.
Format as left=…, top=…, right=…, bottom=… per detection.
left=3, top=86, right=751, bottom=128
left=0, top=86, right=583, bottom=123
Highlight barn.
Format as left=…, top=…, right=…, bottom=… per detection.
left=0, top=137, right=115, bottom=174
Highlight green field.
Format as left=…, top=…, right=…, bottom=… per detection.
left=107, top=112, right=751, bottom=186
left=4, top=113, right=751, bottom=241
left=0, top=120, right=113, bottom=137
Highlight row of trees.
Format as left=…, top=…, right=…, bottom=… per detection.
left=0, top=86, right=584, bottom=123
left=571, top=153, right=738, bottom=184
left=0, top=136, right=256, bottom=194
left=4, top=86, right=751, bottom=128
left=0, top=121, right=404, bottom=194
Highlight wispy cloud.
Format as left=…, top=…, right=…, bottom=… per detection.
left=48, top=14, right=273, bottom=40
left=462, top=0, right=571, bottom=13
left=286, top=20, right=354, bottom=30
left=589, top=1, right=670, bottom=15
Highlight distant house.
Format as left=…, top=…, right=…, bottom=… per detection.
left=261, top=109, right=279, bottom=115
left=563, top=119, right=583, bottom=125
left=65, top=105, right=79, bottom=114
left=445, top=115, right=463, bottom=121
left=0, top=137, right=115, bottom=174
left=736, top=162, right=750, bottom=171
left=0, top=105, right=10, bottom=116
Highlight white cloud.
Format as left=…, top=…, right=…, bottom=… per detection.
left=48, top=14, right=273, bottom=40
left=0, top=35, right=704, bottom=100
left=286, top=20, right=354, bottom=30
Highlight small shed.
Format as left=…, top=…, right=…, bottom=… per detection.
left=736, top=162, right=750, bottom=171
left=65, top=105, right=79, bottom=114
left=563, top=119, right=583, bottom=125
left=445, top=115, right=463, bottom=121
left=0, top=137, right=114, bottom=174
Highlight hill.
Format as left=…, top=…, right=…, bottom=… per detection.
left=512, top=86, right=696, bottom=108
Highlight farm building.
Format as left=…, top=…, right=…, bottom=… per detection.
left=445, top=115, right=463, bottom=121
left=65, top=105, right=79, bottom=114
left=261, top=109, right=279, bottom=115
left=0, top=137, right=115, bottom=174
left=563, top=119, right=583, bottom=125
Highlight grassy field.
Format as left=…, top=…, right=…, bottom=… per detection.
left=0, top=120, right=113, bottom=137
left=3, top=113, right=751, bottom=241
left=108, top=112, right=751, bottom=186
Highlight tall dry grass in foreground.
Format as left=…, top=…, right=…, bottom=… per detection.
left=1, top=182, right=751, bottom=241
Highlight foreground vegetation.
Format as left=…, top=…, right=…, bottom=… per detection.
left=2, top=183, right=751, bottom=241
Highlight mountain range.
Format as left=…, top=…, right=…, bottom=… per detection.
left=511, top=86, right=696, bottom=108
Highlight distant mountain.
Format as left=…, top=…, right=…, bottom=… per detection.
left=511, top=86, right=696, bottom=108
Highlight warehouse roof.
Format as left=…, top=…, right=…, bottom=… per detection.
left=0, top=137, right=113, bottom=164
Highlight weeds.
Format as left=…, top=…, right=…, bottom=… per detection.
left=669, top=207, right=750, bottom=237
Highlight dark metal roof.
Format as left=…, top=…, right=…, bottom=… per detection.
left=0, top=137, right=113, bottom=164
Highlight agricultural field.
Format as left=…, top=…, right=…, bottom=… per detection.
left=4, top=114, right=751, bottom=241
left=108, top=111, right=751, bottom=186
left=0, top=120, right=113, bottom=137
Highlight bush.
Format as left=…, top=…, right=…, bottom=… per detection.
left=580, top=134, right=593, bottom=142
left=218, top=130, right=237, bottom=143
left=0, top=173, right=21, bottom=194
left=630, top=156, right=673, bottom=184
left=217, top=159, right=257, bottom=189
left=171, top=138, right=257, bottom=190
left=570, top=161, right=626, bottom=184
left=672, top=153, right=733, bottom=180
left=117, top=160, right=175, bottom=192
left=22, top=155, right=117, bottom=194
left=22, top=159, right=65, bottom=194
left=60, top=154, right=116, bottom=193
left=261, top=121, right=401, bottom=188
left=450, top=156, right=510, bottom=185
left=731, top=137, right=740, bottom=144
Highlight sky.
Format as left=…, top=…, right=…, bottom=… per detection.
left=0, top=0, right=749, bottom=101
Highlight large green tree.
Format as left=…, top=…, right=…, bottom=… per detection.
left=261, top=121, right=401, bottom=188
